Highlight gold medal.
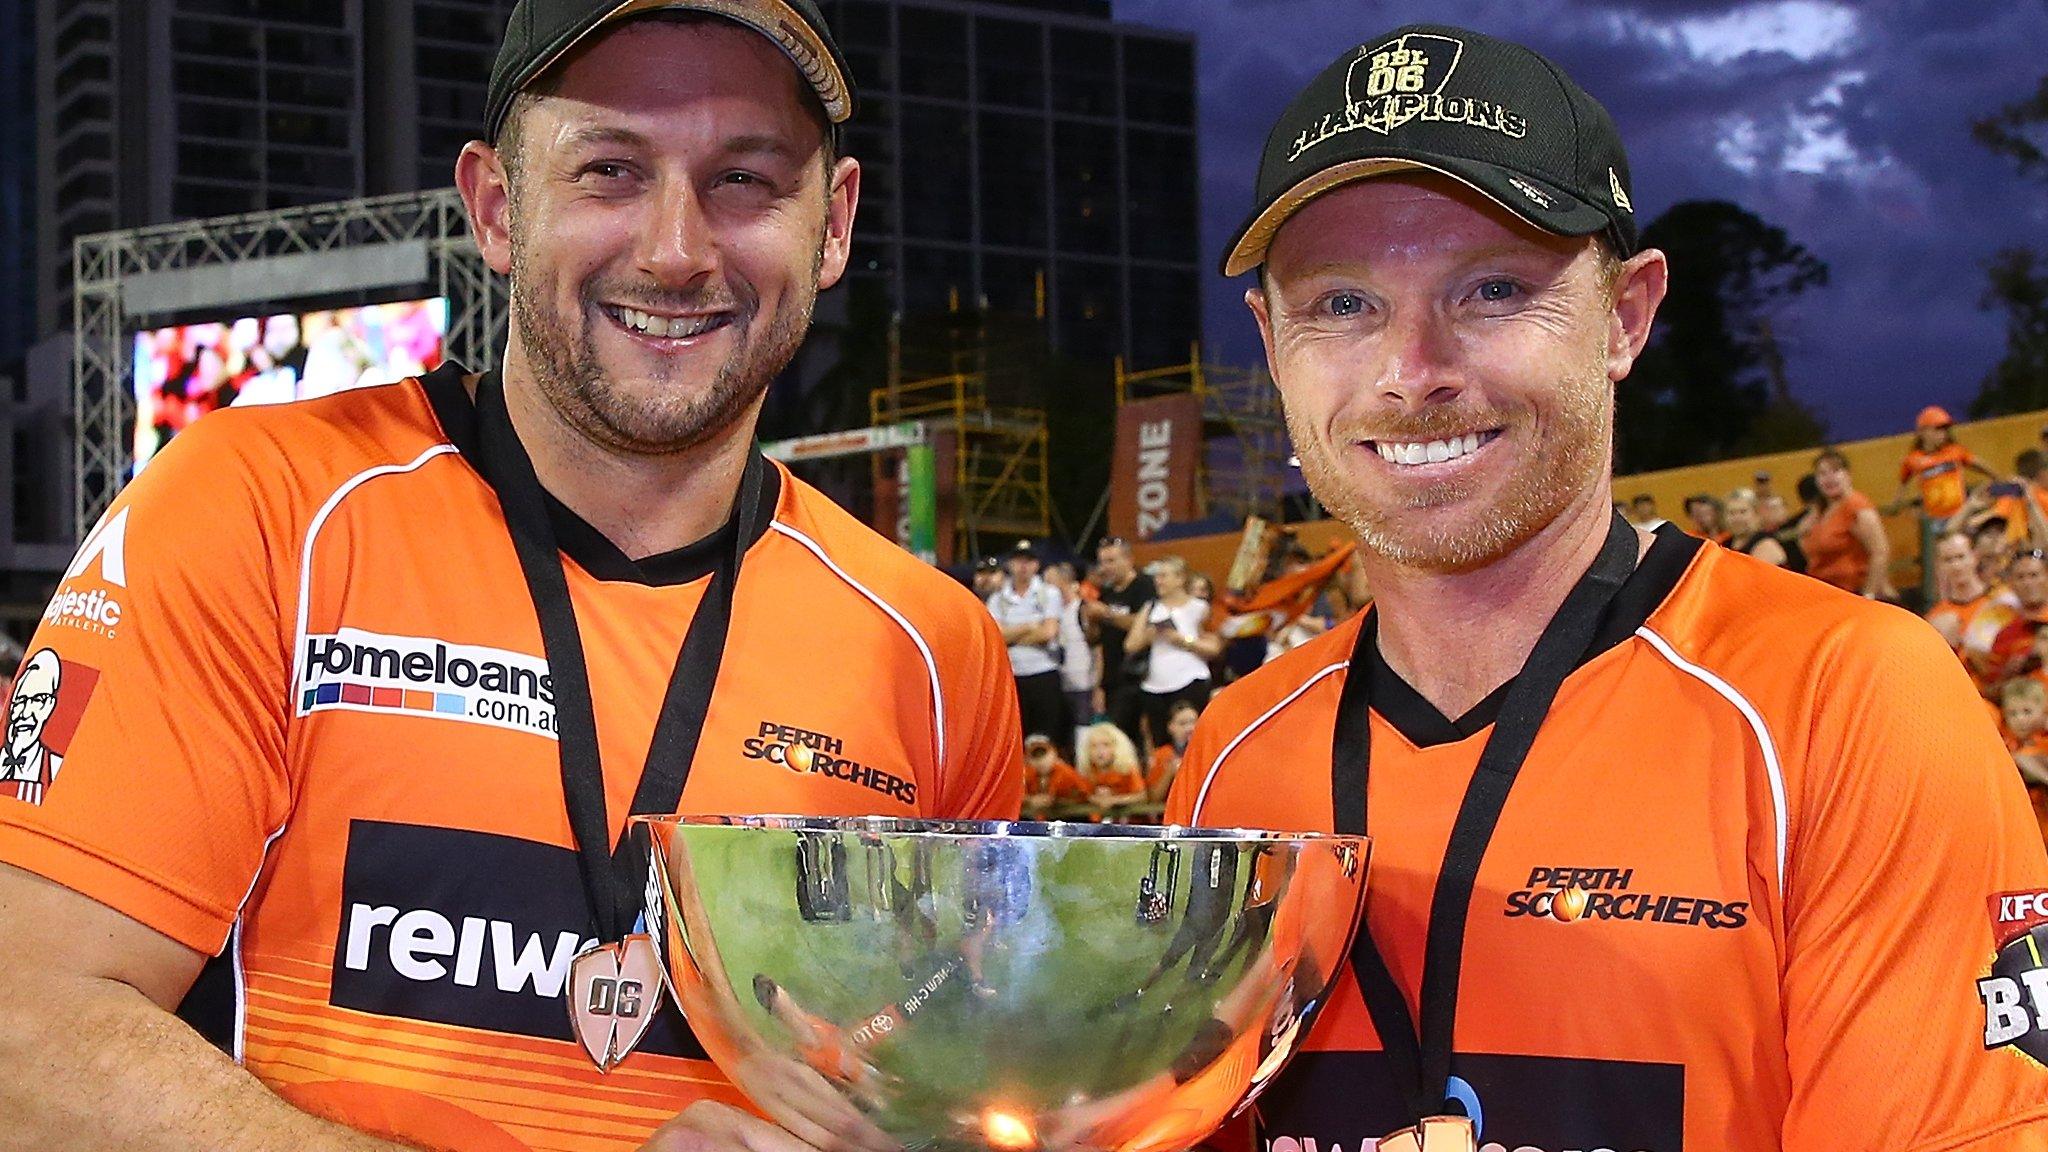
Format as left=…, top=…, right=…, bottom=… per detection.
left=1376, top=1116, right=1479, bottom=1152
left=567, top=933, right=663, bottom=1071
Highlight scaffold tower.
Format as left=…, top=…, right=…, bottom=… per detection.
left=870, top=370, right=1050, bottom=560
left=1115, top=346, right=1291, bottom=525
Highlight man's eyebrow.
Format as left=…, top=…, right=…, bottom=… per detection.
left=718, top=134, right=810, bottom=161
left=555, top=124, right=652, bottom=154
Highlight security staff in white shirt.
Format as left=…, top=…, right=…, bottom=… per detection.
left=987, top=539, right=1067, bottom=748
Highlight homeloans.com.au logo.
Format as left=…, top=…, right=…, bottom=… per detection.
left=298, top=627, right=555, bottom=737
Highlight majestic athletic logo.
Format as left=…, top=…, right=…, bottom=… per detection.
left=332, top=820, right=706, bottom=1059
left=44, top=508, right=129, bottom=637
left=1503, top=866, right=1750, bottom=930
left=1289, top=34, right=1528, bottom=162
left=743, top=721, right=917, bottom=804
left=2, top=649, right=99, bottom=806
left=1979, top=888, right=2048, bottom=1066
left=298, top=627, right=555, bottom=738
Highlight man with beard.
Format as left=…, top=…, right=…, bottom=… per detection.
left=1169, top=24, right=2048, bottom=1152
left=0, top=5, right=1021, bottom=1152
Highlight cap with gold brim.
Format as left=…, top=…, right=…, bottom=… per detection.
left=486, top=0, right=855, bottom=145
left=1223, top=24, right=1636, bottom=277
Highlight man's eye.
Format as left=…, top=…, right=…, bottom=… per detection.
left=1324, top=292, right=1366, bottom=317
left=582, top=162, right=632, bottom=181
left=1476, top=279, right=1520, bottom=303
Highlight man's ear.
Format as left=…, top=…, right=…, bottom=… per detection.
left=1607, top=248, right=1668, bottom=382
left=817, top=156, right=862, bottom=292
left=456, top=140, right=516, bottom=277
left=1246, top=278, right=1281, bottom=383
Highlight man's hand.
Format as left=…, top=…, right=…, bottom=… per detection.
left=641, top=1101, right=824, bottom=1152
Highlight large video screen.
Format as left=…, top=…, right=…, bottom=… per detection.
left=131, top=297, right=449, bottom=475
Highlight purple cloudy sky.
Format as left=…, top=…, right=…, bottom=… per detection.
left=1110, top=0, right=2048, bottom=440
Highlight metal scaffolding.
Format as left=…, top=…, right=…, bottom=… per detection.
left=1114, top=348, right=1292, bottom=525
left=71, top=188, right=503, bottom=537
left=870, top=372, right=1050, bottom=561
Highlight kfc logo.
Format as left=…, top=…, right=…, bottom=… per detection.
left=3, top=649, right=99, bottom=806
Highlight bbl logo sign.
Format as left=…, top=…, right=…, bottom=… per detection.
left=1979, top=889, right=2048, bottom=1065
left=1289, top=33, right=1527, bottom=163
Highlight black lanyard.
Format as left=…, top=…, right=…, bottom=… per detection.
left=474, top=375, right=765, bottom=946
left=1330, top=512, right=1637, bottom=1126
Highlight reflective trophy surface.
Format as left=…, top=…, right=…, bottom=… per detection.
left=636, top=815, right=1370, bottom=1152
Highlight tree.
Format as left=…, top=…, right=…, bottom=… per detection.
left=1969, top=76, right=2048, bottom=417
left=1615, top=200, right=1830, bottom=473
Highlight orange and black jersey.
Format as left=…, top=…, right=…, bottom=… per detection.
left=1169, top=526, right=2048, bottom=1152
left=2, top=363, right=1023, bottom=1152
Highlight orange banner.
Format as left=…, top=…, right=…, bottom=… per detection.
left=1109, top=393, right=1204, bottom=542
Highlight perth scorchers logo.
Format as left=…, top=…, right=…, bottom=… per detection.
left=1503, top=866, right=1751, bottom=929
left=743, top=721, right=917, bottom=805
left=1980, top=889, right=2048, bottom=1066
left=1289, top=33, right=1528, bottom=162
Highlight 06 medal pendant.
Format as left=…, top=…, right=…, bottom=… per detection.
left=1376, top=1116, right=1479, bottom=1152
left=568, top=934, right=665, bottom=1072
left=474, top=372, right=765, bottom=1073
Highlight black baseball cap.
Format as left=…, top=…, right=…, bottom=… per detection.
left=1007, top=539, right=1040, bottom=563
left=1223, top=24, right=1637, bottom=276
left=484, top=0, right=856, bottom=145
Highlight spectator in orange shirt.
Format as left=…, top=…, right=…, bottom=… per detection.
left=1998, top=679, right=2048, bottom=844
left=1887, top=406, right=1996, bottom=529
left=1021, top=733, right=1087, bottom=817
left=1078, top=722, right=1147, bottom=813
left=1145, top=698, right=1202, bottom=802
left=1927, top=531, right=2019, bottom=655
left=1802, top=448, right=1896, bottom=599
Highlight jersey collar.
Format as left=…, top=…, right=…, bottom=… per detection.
left=1368, top=523, right=1705, bottom=748
left=419, top=361, right=782, bottom=588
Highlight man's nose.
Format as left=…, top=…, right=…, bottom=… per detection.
left=637, top=180, right=718, bottom=288
left=1375, top=305, right=1461, bottom=410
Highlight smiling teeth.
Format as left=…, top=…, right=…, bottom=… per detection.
left=1374, top=433, right=1488, bottom=466
left=616, top=306, right=721, bottom=339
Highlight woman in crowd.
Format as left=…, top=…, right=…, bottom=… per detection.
left=1124, top=556, right=1222, bottom=751
left=1722, top=488, right=1789, bottom=567
left=1801, top=448, right=1897, bottom=600
left=1044, top=561, right=1096, bottom=754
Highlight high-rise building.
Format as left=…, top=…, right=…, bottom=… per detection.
left=36, top=0, right=1199, bottom=366
left=33, top=0, right=520, bottom=340
left=822, top=0, right=1200, bottom=365
left=0, top=2, right=35, bottom=371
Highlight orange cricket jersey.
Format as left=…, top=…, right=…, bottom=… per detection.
left=1902, top=445, right=1979, bottom=520
left=1, top=364, right=1023, bottom=1151
left=1168, top=528, right=2048, bottom=1152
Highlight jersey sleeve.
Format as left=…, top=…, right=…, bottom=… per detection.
left=934, top=602, right=1024, bottom=820
left=0, top=415, right=294, bottom=955
left=1781, top=609, right=2048, bottom=1149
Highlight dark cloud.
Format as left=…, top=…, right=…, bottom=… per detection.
left=1113, top=0, right=2048, bottom=441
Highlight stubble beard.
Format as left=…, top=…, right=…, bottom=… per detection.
left=507, top=208, right=825, bottom=458
left=1288, top=349, right=1612, bottom=574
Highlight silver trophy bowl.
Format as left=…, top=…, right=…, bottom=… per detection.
left=636, top=815, right=1370, bottom=1152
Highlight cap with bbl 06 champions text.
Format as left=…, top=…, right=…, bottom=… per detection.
left=1222, top=24, right=1638, bottom=276
left=483, top=0, right=857, bottom=144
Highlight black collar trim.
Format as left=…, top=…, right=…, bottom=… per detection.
left=419, top=361, right=780, bottom=587
left=1368, top=524, right=1705, bottom=748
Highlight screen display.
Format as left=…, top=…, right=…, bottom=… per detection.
left=131, top=297, right=448, bottom=475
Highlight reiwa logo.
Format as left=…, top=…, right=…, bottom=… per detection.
left=1289, top=33, right=1528, bottom=162
left=44, top=508, right=129, bottom=638
left=299, top=627, right=555, bottom=737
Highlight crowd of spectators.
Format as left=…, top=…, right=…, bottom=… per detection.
left=975, top=533, right=1365, bottom=824
left=971, top=411, right=2048, bottom=835
left=1624, top=409, right=2048, bottom=844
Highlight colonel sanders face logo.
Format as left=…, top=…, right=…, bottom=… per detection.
left=3, top=649, right=67, bottom=803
